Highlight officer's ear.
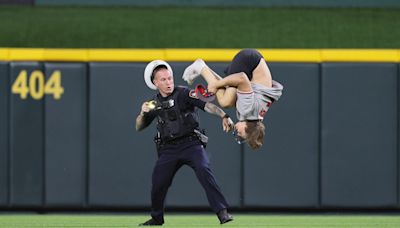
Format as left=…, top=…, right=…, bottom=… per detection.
left=151, top=72, right=158, bottom=87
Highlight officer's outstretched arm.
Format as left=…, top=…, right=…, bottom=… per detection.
left=204, top=103, right=234, bottom=132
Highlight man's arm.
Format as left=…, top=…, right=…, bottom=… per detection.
left=204, top=102, right=226, bottom=118
left=204, top=102, right=234, bottom=132
left=136, top=102, right=155, bottom=131
left=208, top=72, right=252, bottom=94
left=136, top=113, right=151, bottom=131
left=183, top=88, right=233, bottom=132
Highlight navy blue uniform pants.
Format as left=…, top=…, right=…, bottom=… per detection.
left=150, top=141, right=229, bottom=223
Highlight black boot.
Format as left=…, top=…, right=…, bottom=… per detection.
left=217, top=208, right=233, bottom=224
left=138, top=218, right=163, bottom=226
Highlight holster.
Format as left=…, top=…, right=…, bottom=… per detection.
left=154, top=133, right=162, bottom=154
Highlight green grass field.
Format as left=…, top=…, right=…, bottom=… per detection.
left=0, top=6, right=399, bottom=48
left=1, top=214, right=400, bottom=227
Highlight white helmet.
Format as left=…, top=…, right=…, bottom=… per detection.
left=144, top=60, right=173, bottom=90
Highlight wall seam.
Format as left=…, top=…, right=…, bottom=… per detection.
left=6, top=62, right=10, bottom=208
left=240, top=144, right=245, bottom=208
left=85, top=63, right=91, bottom=209
left=397, top=63, right=400, bottom=208
left=8, top=63, right=13, bottom=207
left=42, top=63, right=47, bottom=209
left=318, top=63, right=323, bottom=209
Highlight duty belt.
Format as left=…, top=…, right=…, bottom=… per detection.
left=164, top=133, right=199, bottom=145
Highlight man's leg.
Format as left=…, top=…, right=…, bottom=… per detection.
left=144, top=150, right=182, bottom=225
left=183, top=144, right=233, bottom=224
left=200, top=66, right=237, bottom=108
left=251, top=58, right=273, bottom=88
left=208, top=71, right=253, bottom=96
left=183, top=59, right=237, bottom=108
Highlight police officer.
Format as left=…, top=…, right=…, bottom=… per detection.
left=136, top=60, right=234, bottom=226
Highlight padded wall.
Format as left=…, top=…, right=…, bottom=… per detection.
left=0, top=62, right=9, bottom=206
left=244, top=63, right=320, bottom=207
left=321, top=63, right=398, bottom=207
left=44, top=63, right=87, bottom=207
left=9, top=62, right=44, bottom=207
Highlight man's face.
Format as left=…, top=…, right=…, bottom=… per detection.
left=153, top=68, right=174, bottom=96
left=234, top=121, right=247, bottom=139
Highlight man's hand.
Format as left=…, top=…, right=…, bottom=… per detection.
left=207, top=82, right=218, bottom=94
left=204, top=102, right=233, bottom=132
left=222, top=116, right=234, bottom=132
left=140, top=101, right=154, bottom=115
left=136, top=101, right=156, bottom=131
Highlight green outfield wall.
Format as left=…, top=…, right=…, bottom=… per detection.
left=0, top=48, right=399, bottom=210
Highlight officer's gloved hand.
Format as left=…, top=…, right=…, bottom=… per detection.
left=182, top=59, right=206, bottom=85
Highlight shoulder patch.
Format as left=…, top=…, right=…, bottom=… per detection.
left=189, top=89, right=199, bottom=99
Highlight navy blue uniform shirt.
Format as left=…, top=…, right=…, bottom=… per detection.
left=142, top=86, right=206, bottom=126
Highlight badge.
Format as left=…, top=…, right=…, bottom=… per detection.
left=168, top=99, right=175, bottom=107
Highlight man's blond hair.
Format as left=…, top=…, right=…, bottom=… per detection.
left=245, top=121, right=265, bottom=150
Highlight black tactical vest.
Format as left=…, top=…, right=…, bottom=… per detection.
left=155, top=87, right=199, bottom=143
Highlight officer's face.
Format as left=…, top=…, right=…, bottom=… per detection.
left=153, top=69, right=174, bottom=97
left=234, top=121, right=247, bottom=139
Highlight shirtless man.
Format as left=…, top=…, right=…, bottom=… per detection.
left=182, top=49, right=283, bottom=150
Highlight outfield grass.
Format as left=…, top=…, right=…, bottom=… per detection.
left=0, top=6, right=399, bottom=48
left=0, top=214, right=400, bottom=227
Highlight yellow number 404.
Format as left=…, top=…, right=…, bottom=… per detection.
left=12, top=70, right=64, bottom=100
